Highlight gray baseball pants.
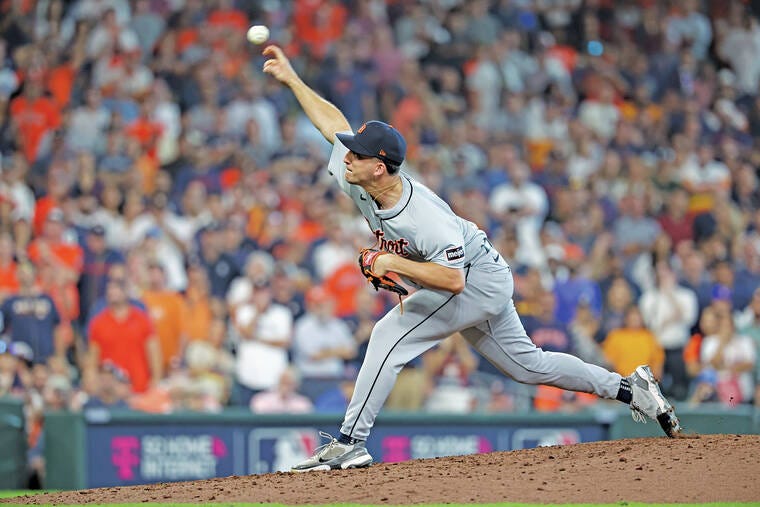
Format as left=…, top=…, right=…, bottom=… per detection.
left=340, top=259, right=622, bottom=441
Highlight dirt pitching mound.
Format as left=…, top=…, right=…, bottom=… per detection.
left=6, top=434, right=760, bottom=505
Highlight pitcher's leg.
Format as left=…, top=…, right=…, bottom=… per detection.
left=340, top=291, right=458, bottom=440
left=462, top=299, right=622, bottom=399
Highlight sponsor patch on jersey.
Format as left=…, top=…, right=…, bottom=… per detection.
left=445, top=246, right=465, bottom=262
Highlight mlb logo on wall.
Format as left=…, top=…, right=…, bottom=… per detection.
left=511, top=428, right=580, bottom=449
left=248, top=428, right=319, bottom=474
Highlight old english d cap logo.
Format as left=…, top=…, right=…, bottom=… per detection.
left=336, top=121, right=406, bottom=165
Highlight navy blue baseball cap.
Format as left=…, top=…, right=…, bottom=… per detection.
left=336, top=121, right=406, bottom=166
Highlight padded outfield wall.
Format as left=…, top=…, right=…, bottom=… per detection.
left=29, top=404, right=758, bottom=490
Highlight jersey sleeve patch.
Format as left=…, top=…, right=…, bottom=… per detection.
left=445, top=246, right=464, bottom=262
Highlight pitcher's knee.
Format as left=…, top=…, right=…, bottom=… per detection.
left=506, top=350, right=550, bottom=384
left=509, top=367, right=538, bottom=384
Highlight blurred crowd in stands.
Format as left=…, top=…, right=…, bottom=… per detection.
left=1, top=0, right=760, bottom=468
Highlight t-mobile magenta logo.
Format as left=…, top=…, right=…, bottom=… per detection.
left=111, top=436, right=140, bottom=480
left=381, top=435, right=410, bottom=462
left=211, top=436, right=227, bottom=458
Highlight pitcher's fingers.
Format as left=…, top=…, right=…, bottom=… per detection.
left=262, top=45, right=284, bottom=59
left=262, top=60, right=279, bottom=73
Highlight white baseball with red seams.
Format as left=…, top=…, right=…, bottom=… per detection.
left=247, top=25, right=269, bottom=45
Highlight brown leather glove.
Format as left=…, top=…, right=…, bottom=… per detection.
left=358, top=248, right=409, bottom=297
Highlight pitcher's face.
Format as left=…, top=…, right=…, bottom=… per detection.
left=344, top=151, right=384, bottom=185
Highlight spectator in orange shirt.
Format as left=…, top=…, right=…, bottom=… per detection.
left=142, top=260, right=184, bottom=371
left=88, top=278, right=162, bottom=393
left=125, top=100, right=163, bottom=154
left=533, top=384, right=597, bottom=413
left=206, top=0, right=248, bottom=33
left=46, top=56, right=80, bottom=109
left=602, top=305, right=665, bottom=377
left=323, top=261, right=366, bottom=318
left=27, top=208, right=84, bottom=285
left=292, top=0, right=347, bottom=60
left=9, top=80, right=61, bottom=162
left=181, top=262, right=215, bottom=342
left=32, top=170, right=70, bottom=237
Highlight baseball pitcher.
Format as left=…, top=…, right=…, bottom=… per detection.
left=262, top=45, right=682, bottom=472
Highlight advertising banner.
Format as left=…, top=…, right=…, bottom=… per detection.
left=85, top=417, right=605, bottom=487
left=88, top=426, right=243, bottom=488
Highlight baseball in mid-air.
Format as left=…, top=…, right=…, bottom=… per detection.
left=247, top=25, right=270, bottom=45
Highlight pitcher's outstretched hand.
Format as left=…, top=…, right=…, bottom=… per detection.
left=262, top=45, right=297, bottom=85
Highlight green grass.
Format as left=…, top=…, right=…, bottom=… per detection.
left=0, top=491, right=46, bottom=498
left=0, top=492, right=758, bottom=506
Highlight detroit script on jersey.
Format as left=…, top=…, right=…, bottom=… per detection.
left=373, top=229, right=409, bottom=256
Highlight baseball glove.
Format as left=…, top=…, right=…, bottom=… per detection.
left=358, top=248, right=409, bottom=298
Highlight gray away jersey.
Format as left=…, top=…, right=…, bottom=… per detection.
left=326, top=136, right=625, bottom=445
left=327, top=136, right=489, bottom=285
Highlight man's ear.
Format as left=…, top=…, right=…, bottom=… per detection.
left=373, top=161, right=387, bottom=177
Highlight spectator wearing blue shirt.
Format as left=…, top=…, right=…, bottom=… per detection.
left=197, top=223, right=240, bottom=300
left=171, top=153, right=223, bottom=207
left=97, top=130, right=134, bottom=176
left=711, top=260, right=748, bottom=311
left=679, top=249, right=714, bottom=315
left=220, top=217, right=258, bottom=273
left=78, top=224, right=125, bottom=327
left=315, top=41, right=375, bottom=128
left=553, top=245, right=603, bottom=326
left=0, top=262, right=60, bottom=364
left=522, top=291, right=573, bottom=354
left=314, top=373, right=357, bottom=414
